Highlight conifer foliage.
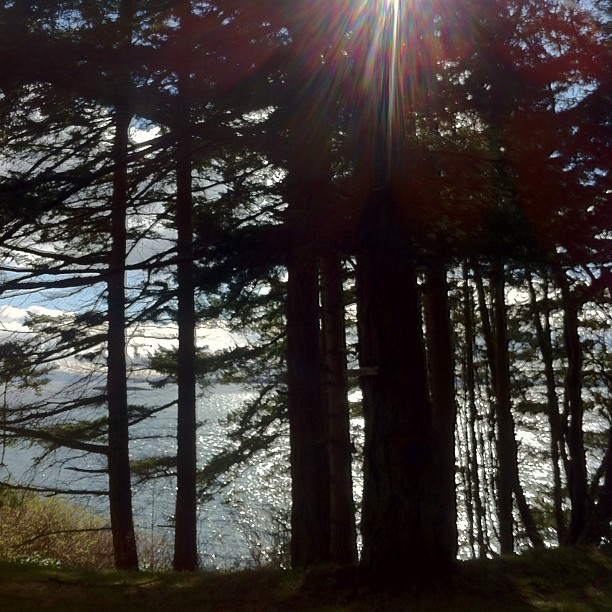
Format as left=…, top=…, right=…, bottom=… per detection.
left=0, top=0, right=609, bottom=585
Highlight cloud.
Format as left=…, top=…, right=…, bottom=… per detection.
left=0, top=303, right=242, bottom=363
left=128, top=321, right=243, bottom=359
left=0, top=304, right=68, bottom=339
left=0, top=304, right=72, bottom=332
left=0, top=305, right=27, bottom=333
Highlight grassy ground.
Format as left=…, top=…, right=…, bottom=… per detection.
left=1, top=547, right=611, bottom=611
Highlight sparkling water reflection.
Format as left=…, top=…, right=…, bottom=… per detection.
left=2, top=383, right=291, bottom=569
left=3, top=380, right=607, bottom=567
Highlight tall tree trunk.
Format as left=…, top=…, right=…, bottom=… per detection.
left=513, top=477, right=545, bottom=549
left=319, top=253, right=358, bottom=566
left=579, top=423, right=612, bottom=545
left=357, top=188, right=452, bottom=585
left=173, top=2, right=198, bottom=572
left=462, top=264, right=486, bottom=557
left=286, top=254, right=331, bottom=567
left=483, top=264, right=543, bottom=553
left=555, top=268, right=587, bottom=544
left=475, top=266, right=513, bottom=554
left=282, top=13, right=335, bottom=564
left=527, top=270, right=567, bottom=545
left=423, top=263, right=457, bottom=559
left=491, top=265, right=515, bottom=554
left=106, top=0, right=138, bottom=571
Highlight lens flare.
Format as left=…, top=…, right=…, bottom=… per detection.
left=286, top=0, right=440, bottom=184
left=345, top=0, right=439, bottom=181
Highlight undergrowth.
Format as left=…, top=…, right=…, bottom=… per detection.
left=0, top=487, right=114, bottom=568
left=0, top=487, right=172, bottom=570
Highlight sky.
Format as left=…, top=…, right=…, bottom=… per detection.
left=0, top=300, right=243, bottom=377
left=0, top=114, right=248, bottom=376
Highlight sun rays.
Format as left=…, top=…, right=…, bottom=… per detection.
left=332, top=0, right=439, bottom=182
left=287, top=0, right=439, bottom=181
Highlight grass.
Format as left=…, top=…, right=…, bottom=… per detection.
left=1, top=547, right=611, bottom=611
left=0, top=487, right=173, bottom=570
left=2, top=489, right=611, bottom=609
left=0, top=487, right=115, bottom=569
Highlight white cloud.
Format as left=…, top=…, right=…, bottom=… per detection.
left=128, top=322, right=244, bottom=359
left=1, top=303, right=242, bottom=363
left=0, top=303, right=71, bottom=333
left=0, top=305, right=27, bottom=332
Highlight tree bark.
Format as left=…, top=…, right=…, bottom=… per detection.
left=527, top=270, right=567, bottom=545
left=286, top=254, right=331, bottom=567
left=487, top=264, right=543, bottom=553
left=423, top=263, right=458, bottom=559
left=462, top=265, right=486, bottom=557
left=579, top=423, right=612, bottom=545
left=106, top=0, right=138, bottom=570
left=173, top=2, right=198, bottom=572
left=281, top=13, right=335, bottom=564
left=319, top=254, right=358, bottom=566
left=556, top=269, right=587, bottom=544
left=357, top=187, right=452, bottom=585
left=475, top=267, right=513, bottom=554
left=491, top=266, right=515, bottom=554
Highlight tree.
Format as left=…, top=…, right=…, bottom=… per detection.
left=423, top=263, right=458, bottom=559
left=526, top=269, right=568, bottom=545
left=105, top=0, right=140, bottom=570
left=320, top=255, right=358, bottom=566
left=0, top=0, right=170, bottom=569
left=346, top=0, right=457, bottom=583
left=166, top=1, right=200, bottom=572
left=1, top=0, right=609, bottom=579
left=276, top=3, right=344, bottom=566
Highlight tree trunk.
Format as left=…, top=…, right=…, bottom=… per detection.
left=462, top=265, right=486, bottom=557
left=357, top=187, right=452, bottom=585
left=475, top=267, right=513, bottom=554
left=527, top=270, right=567, bottom=545
left=173, top=3, right=198, bottom=572
left=579, top=423, right=612, bottom=545
left=286, top=254, right=331, bottom=567
left=556, top=269, right=587, bottom=544
left=488, top=264, right=543, bottom=553
left=491, top=266, right=515, bottom=554
left=319, top=253, right=358, bottom=566
left=106, top=0, right=138, bottom=571
left=513, top=478, right=545, bottom=549
left=423, top=263, right=457, bottom=559
left=281, top=16, right=335, bottom=564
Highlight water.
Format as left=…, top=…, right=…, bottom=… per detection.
left=128, top=384, right=291, bottom=569
left=1, top=381, right=290, bottom=569
left=3, top=377, right=608, bottom=567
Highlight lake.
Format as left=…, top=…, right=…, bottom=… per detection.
left=3, top=376, right=606, bottom=568
left=1, top=380, right=290, bottom=570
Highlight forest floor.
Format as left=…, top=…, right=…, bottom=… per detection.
left=1, top=547, right=611, bottom=611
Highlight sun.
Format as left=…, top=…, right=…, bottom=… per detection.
left=341, top=0, right=409, bottom=175
left=290, top=0, right=436, bottom=180
left=340, top=0, right=438, bottom=178
left=379, top=0, right=405, bottom=14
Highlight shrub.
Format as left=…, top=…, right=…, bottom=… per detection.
left=0, top=487, right=114, bottom=569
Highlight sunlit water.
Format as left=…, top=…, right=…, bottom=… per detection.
left=1, top=382, right=290, bottom=569
left=128, top=384, right=292, bottom=569
left=3, top=378, right=607, bottom=568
